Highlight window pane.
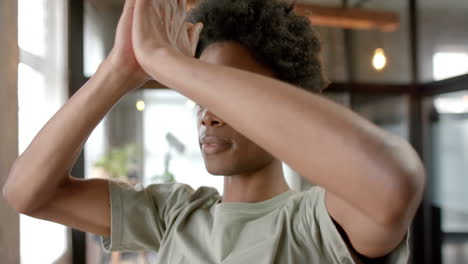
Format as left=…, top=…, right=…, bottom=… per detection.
left=83, top=0, right=109, bottom=77
left=419, top=0, right=468, bottom=82
left=432, top=91, right=468, bottom=233
left=433, top=53, right=468, bottom=81
left=18, top=63, right=47, bottom=153
left=18, top=0, right=47, bottom=57
left=442, top=238, right=468, bottom=264
left=18, top=63, right=70, bottom=264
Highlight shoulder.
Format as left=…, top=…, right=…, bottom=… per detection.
left=287, top=185, right=325, bottom=208
left=112, top=180, right=219, bottom=197
left=287, top=186, right=410, bottom=264
left=284, top=186, right=364, bottom=263
left=108, top=180, right=220, bottom=208
left=143, top=182, right=220, bottom=208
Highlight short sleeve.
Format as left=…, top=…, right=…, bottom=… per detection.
left=100, top=180, right=194, bottom=253
left=299, top=186, right=410, bottom=264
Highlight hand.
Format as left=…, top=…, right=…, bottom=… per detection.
left=132, top=0, right=204, bottom=71
left=107, top=0, right=150, bottom=84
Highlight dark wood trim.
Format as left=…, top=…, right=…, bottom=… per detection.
left=408, top=1, right=426, bottom=264
left=409, top=0, right=420, bottom=87
left=444, top=232, right=468, bottom=243
left=326, top=82, right=411, bottom=94
left=68, top=0, right=87, bottom=263
left=421, top=74, right=468, bottom=96
left=342, top=0, right=355, bottom=84
left=408, top=0, right=442, bottom=263
left=68, top=0, right=85, bottom=96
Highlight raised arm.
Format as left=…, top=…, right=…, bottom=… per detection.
left=131, top=0, right=425, bottom=258
left=2, top=0, right=148, bottom=237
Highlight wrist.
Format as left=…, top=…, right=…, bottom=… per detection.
left=139, top=47, right=181, bottom=79
left=104, top=52, right=136, bottom=77
left=97, top=58, right=146, bottom=94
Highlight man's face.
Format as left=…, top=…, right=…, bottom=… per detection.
left=197, top=42, right=276, bottom=176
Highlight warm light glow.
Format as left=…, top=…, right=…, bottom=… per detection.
left=373, top=48, right=387, bottom=71
left=136, top=100, right=145, bottom=111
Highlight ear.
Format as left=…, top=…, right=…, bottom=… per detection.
left=188, top=22, right=204, bottom=57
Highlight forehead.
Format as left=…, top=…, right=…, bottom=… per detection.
left=199, top=42, right=276, bottom=77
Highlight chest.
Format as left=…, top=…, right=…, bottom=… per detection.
left=156, top=207, right=321, bottom=264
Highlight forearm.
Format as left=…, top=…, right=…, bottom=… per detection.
left=3, top=60, right=140, bottom=213
left=147, top=48, right=424, bottom=223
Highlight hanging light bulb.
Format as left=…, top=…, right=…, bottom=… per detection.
left=372, top=48, right=387, bottom=71
left=136, top=100, right=145, bottom=111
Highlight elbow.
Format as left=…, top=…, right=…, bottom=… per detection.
left=2, top=161, right=38, bottom=214
left=3, top=159, right=71, bottom=215
left=2, top=182, right=30, bottom=214
left=383, top=175, right=425, bottom=229
left=3, top=183, right=42, bottom=215
left=395, top=140, right=427, bottom=209
left=380, top=140, right=426, bottom=228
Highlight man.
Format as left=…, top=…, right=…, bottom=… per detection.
left=3, top=0, right=425, bottom=263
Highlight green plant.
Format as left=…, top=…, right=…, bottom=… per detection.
left=93, top=143, right=140, bottom=179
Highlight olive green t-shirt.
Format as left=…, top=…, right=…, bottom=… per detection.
left=100, top=180, right=409, bottom=264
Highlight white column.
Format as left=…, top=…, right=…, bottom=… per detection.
left=0, top=0, right=20, bottom=263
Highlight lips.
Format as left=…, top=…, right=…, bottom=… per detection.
left=200, top=135, right=231, bottom=155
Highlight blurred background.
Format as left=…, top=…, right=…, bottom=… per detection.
left=1, top=0, right=467, bottom=263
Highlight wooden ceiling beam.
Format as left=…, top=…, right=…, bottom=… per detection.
left=186, top=0, right=399, bottom=32
left=294, top=3, right=399, bottom=32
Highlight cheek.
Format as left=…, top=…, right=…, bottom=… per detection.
left=237, top=137, right=266, bottom=156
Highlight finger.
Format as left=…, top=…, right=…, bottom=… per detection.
left=116, top=0, right=137, bottom=34
left=123, top=0, right=136, bottom=10
left=122, top=0, right=137, bottom=19
left=117, top=0, right=133, bottom=22
left=177, top=0, right=187, bottom=13
left=133, top=0, right=149, bottom=37
left=134, top=0, right=150, bottom=19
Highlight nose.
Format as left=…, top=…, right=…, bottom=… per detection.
left=200, top=109, right=225, bottom=127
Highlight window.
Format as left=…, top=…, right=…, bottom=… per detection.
left=432, top=54, right=468, bottom=263
left=18, top=0, right=70, bottom=263
left=433, top=52, right=468, bottom=81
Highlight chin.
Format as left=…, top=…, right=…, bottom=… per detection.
left=202, top=153, right=234, bottom=176
left=205, top=164, right=234, bottom=176
left=203, top=158, right=244, bottom=176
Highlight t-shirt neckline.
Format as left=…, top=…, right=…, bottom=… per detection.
left=214, top=189, right=296, bottom=213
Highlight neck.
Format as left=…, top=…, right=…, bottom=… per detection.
left=222, top=159, right=290, bottom=203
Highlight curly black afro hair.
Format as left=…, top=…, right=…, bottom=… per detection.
left=186, top=0, right=328, bottom=93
